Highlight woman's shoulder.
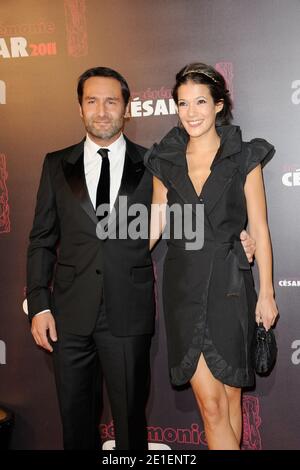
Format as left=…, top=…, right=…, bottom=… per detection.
left=144, top=126, right=188, bottom=179
left=239, top=133, right=275, bottom=175
left=243, top=136, right=274, bottom=156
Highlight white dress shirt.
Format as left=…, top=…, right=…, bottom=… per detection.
left=36, top=133, right=126, bottom=316
left=84, top=133, right=126, bottom=211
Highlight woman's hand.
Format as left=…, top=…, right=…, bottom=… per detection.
left=240, top=230, right=256, bottom=263
left=255, top=294, right=278, bottom=331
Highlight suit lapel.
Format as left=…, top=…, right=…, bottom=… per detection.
left=62, top=139, right=98, bottom=225
left=106, top=137, right=145, bottom=236
left=117, top=138, right=145, bottom=199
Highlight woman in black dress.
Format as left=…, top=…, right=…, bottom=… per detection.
left=146, top=63, right=278, bottom=450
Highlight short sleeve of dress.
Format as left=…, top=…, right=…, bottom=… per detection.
left=244, top=138, right=275, bottom=175
left=144, top=126, right=188, bottom=188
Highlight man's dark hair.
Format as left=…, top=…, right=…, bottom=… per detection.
left=77, top=66, right=130, bottom=106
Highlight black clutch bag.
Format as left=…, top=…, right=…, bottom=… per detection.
left=253, top=323, right=277, bottom=374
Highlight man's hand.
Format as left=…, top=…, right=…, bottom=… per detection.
left=31, top=311, right=57, bottom=352
left=240, top=229, right=256, bottom=263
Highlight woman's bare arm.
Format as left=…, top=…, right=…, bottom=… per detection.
left=244, top=165, right=278, bottom=330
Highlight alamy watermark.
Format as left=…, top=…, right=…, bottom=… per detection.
left=95, top=196, right=204, bottom=250
left=0, top=340, right=6, bottom=365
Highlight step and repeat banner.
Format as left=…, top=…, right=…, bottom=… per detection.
left=0, top=0, right=299, bottom=450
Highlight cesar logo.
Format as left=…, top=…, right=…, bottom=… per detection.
left=0, top=37, right=29, bottom=58
left=0, top=80, right=5, bottom=104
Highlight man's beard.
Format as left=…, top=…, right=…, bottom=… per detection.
left=85, top=117, right=124, bottom=141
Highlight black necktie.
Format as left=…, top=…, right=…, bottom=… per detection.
left=96, top=148, right=110, bottom=220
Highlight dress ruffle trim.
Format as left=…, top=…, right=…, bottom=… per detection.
left=170, top=323, right=255, bottom=388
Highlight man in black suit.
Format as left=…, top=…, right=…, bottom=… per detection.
left=27, top=66, right=255, bottom=450
left=27, top=67, right=154, bottom=450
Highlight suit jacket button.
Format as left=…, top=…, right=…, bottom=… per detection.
left=96, top=269, right=101, bottom=275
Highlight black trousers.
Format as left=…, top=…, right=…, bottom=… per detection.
left=52, top=303, right=152, bottom=450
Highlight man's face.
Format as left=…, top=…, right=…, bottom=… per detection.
left=79, top=76, right=129, bottom=146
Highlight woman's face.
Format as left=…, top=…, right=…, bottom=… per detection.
left=177, top=81, right=223, bottom=140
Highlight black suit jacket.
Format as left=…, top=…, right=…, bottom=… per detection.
left=27, top=136, right=155, bottom=336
